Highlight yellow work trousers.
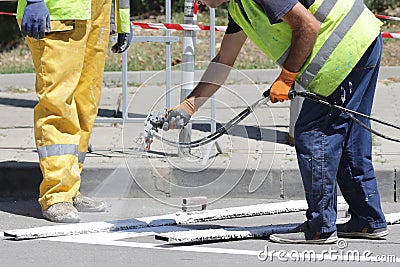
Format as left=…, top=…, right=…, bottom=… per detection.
left=24, top=0, right=111, bottom=210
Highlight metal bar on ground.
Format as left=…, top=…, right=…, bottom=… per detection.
left=3, top=199, right=337, bottom=240
left=182, top=196, right=208, bottom=211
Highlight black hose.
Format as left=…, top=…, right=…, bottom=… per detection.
left=151, top=96, right=267, bottom=148
left=152, top=89, right=400, bottom=148
left=294, top=91, right=400, bottom=143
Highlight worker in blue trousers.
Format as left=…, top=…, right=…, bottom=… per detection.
left=163, top=0, right=388, bottom=244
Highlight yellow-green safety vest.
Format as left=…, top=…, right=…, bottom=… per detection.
left=228, top=0, right=383, bottom=96
left=16, top=0, right=131, bottom=34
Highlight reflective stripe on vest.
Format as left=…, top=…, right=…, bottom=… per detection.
left=228, top=0, right=382, bottom=96
left=17, top=0, right=91, bottom=20
left=298, top=0, right=364, bottom=89
left=37, top=144, right=78, bottom=159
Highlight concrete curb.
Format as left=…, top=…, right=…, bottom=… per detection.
left=0, top=161, right=397, bottom=201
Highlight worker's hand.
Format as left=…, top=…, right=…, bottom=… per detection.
left=162, top=98, right=198, bottom=131
left=21, top=0, right=50, bottom=39
left=270, top=67, right=298, bottom=103
left=111, top=23, right=133, bottom=53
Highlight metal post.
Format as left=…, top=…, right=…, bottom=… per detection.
left=201, top=8, right=223, bottom=165
left=122, top=50, right=128, bottom=121
left=179, top=0, right=197, bottom=156
left=166, top=0, right=172, bottom=109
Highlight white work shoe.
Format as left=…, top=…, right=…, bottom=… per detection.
left=73, top=195, right=106, bottom=212
left=42, top=202, right=80, bottom=223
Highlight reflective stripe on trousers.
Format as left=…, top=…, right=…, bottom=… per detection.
left=25, top=0, right=111, bottom=210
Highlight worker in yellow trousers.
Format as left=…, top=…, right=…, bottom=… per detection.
left=16, top=0, right=131, bottom=223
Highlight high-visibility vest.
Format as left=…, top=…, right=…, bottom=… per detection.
left=229, top=0, right=382, bottom=96
left=16, top=0, right=131, bottom=34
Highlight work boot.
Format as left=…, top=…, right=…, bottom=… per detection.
left=337, top=219, right=388, bottom=239
left=269, top=222, right=338, bottom=244
left=42, top=202, right=80, bottom=223
left=73, top=195, right=106, bottom=212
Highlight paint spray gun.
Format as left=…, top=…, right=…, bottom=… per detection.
left=143, top=110, right=165, bottom=151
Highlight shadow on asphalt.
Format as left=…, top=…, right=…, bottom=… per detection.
left=0, top=97, right=146, bottom=119
left=0, top=161, right=43, bottom=219
left=0, top=198, right=42, bottom=219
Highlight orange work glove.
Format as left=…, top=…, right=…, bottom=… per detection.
left=270, top=67, right=298, bottom=103
left=162, top=97, right=198, bottom=131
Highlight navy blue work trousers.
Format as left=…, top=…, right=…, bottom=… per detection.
left=294, top=35, right=387, bottom=233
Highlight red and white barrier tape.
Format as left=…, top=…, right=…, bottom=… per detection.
left=0, top=12, right=16, bottom=16
left=1, top=11, right=399, bottom=39
left=375, top=14, right=400, bottom=22
left=1, top=10, right=400, bottom=22
left=131, top=22, right=400, bottom=39
left=193, top=1, right=198, bottom=21
left=131, top=22, right=227, bottom=32
left=382, top=32, right=400, bottom=39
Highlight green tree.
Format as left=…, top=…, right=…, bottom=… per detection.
left=0, top=1, right=22, bottom=52
left=364, top=0, right=400, bottom=12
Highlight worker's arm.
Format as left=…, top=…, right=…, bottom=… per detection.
left=187, top=30, right=247, bottom=108
left=270, top=2, right=320, bottom=102
left=162, top=30, right=247, bottom=130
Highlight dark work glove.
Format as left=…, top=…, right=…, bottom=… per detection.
left=21, top=0, right=50, bottom=39
left=111, top=23, right=133, bottom=53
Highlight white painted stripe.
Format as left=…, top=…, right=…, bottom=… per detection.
left=48, top=225, right=189, bottom=242
left=385, top=213, right=400, bottom=224
left=2, top=197, right=348, bottom=240
left=4, top=199, right=319, bottom=240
